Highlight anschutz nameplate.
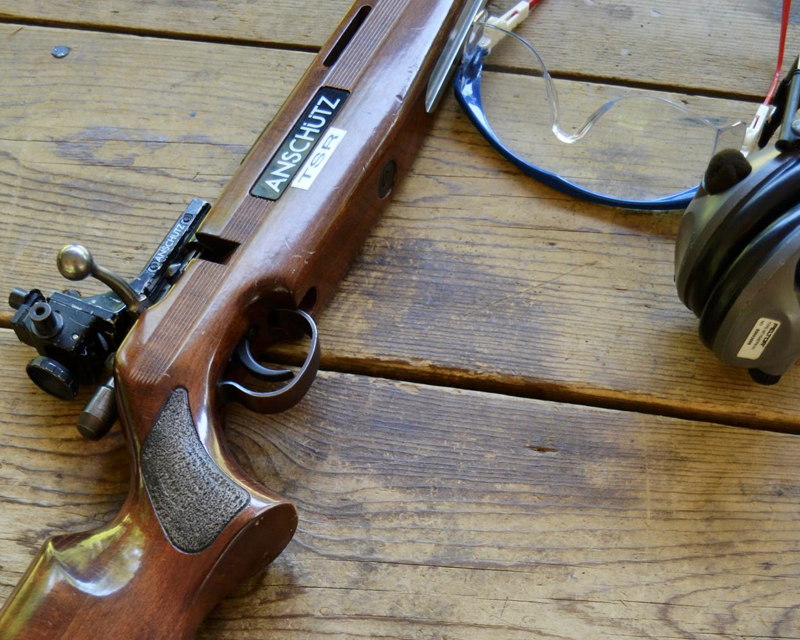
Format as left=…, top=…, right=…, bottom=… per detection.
left=251, top=87, right=350, bottom=201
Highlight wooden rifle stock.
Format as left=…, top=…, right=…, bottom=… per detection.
left=0, top=0, right=466, bottom=637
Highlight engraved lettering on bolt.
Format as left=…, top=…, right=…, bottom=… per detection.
left=152, top=221, right=190, bottom=265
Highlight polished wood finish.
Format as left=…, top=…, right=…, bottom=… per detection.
left=0, top=1, right=467, bottom=637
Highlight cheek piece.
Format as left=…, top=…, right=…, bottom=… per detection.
left=674, top=60, right=800, bottom=386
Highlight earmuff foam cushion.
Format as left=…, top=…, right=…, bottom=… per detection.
left=685, top=155, right=800, bottom=315
left=699, top=205, right=800, bottom=348
left=704, top=149, right=752, bottom=195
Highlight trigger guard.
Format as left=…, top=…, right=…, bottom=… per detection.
left=220, top=309, right=321, bottom=414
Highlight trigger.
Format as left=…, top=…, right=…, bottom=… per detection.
left=219, top=308, right=321, bottom=414
left=237, top=339, right=294, bottom=382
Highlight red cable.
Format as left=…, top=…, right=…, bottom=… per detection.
left=766, top=0, right=792, bottom=104
left=508, top=0, right=543, bottom=20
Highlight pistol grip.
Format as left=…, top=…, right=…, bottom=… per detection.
left=0, top=366, right=297, bottom=640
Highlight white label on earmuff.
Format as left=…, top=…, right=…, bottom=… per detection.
left=737, top=318, right=781, bottom=360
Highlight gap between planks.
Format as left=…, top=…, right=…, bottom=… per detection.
left=0, top=326, right=785, bottom=436
left=313, top=354, right=800, bottom=436
left=0, top=17, right=767, bottom=104
left=0, top=16, right=321, bottom=54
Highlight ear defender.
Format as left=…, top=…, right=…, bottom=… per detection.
left=675, top=60, right=800, bottom=385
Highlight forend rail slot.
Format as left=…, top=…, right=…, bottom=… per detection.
left=324, top=4, right=373, bottom=68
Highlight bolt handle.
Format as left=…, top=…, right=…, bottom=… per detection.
left=57, top=245, right=144, bottom=313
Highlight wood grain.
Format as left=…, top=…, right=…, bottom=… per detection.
left=5, top=3, right=800, bottom=639
left=0, top=337, right=799, bottom=639
left=1, top=24, right=798, bottom=430
left=0, top=0, right=795, bottom=99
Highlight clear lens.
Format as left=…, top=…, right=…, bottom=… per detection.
left=474, top=23, right=747, bottom=202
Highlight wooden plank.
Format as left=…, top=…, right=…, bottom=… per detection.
left=0, top=24, right=798, bottom=430
left=1, top=337, right=799, bottom=638
left=0, top=0, right=795, bottom=99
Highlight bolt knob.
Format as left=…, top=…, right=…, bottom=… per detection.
left=57, top=244, right=95, bottom=281
left=55, top=244, right=143, bottom=314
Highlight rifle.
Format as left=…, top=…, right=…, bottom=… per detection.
left=0, top=0, right=472, bottom=637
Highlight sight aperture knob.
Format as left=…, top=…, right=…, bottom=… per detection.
left=26, top=356, right=79, bottom=400
left=29, top=301, right=63, bottom=338
left=77, top=378, right=118, bottom=440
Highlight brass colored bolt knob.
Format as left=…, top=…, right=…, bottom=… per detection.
left=55, top=244, right=144, bottom=314
left=57, top=244, right=94, bottom=281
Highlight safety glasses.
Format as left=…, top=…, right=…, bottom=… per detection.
left=451, top=1, right=791, bottom=210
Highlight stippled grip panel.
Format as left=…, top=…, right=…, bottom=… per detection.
left=142, top=389, right=249, bottom=553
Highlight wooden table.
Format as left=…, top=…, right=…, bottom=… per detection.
left=2, top=1, right=800, bottom=637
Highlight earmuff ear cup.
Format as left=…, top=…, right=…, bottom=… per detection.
left=682, top=153, right=800, bottom=316
left=698, top=205, right=800, bottom=349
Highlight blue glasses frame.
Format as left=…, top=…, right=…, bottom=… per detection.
left=453, top=47, right=698, bottom=211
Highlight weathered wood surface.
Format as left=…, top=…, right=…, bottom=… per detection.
left=0, top=338, right=798, bottom=639
left=5, top=3, right=800, bottom=636
left=0, top=0, right=795, bottom=99
left=0, top=23, right=798, bottom=429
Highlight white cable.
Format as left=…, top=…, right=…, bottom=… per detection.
left=479, top=1, right=531, bottom=51
left=741, top=103, right=775, bottom=156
